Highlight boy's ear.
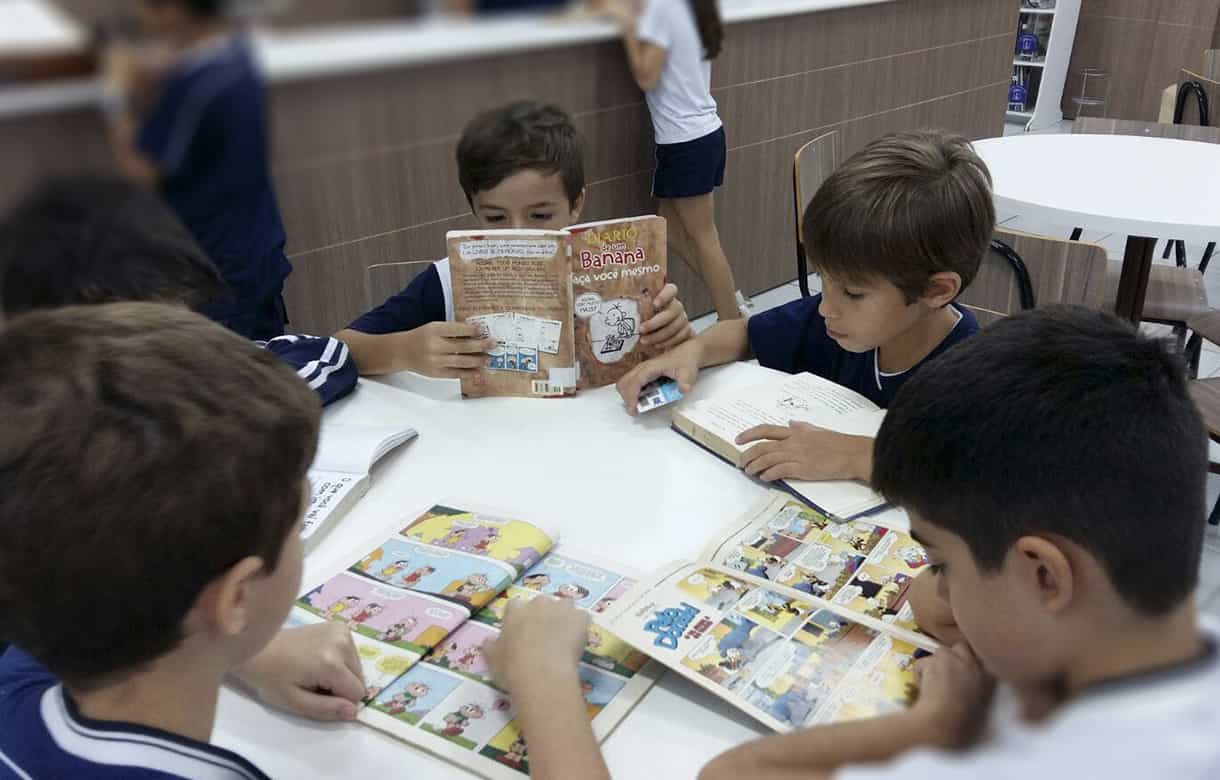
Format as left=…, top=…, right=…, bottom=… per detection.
left=921, top=271, right=962, bottom=308
left=1012, top=536, right=1074, bottom=615
left=191, top=556, right=268, bottom=637
left=571, top=189, right=587, bottom=222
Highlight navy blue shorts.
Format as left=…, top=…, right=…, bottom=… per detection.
left=652, top=126, right=727, bottom=199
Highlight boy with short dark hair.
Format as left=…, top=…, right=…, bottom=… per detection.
left=338, top=100, right=694, bottom=377
left=106, top=0, right=292, bottom=340
left=0, top=176, right=357, bottom=406
left=618, top=130, right=995, bottom=485
left=0, top=303, right=349, bottom=777
left=495, top=305, right=1220, bottom=779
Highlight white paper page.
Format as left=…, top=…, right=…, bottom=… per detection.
left=312, top=424, right=419, bottom=474
left=303, top=469, right=366, bottom=540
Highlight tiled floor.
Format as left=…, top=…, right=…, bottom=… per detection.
left=703, top=126, right=1220, bottom=617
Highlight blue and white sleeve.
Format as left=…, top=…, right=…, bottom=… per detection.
left=261, top=334, right=358, bottom=406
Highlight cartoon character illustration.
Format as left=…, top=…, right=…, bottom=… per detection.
left=718, top=647, right=746, bottom=671
left=356, top=550, right=383, bottom=572
left=555, top=583, right=590, bottom=601
left=445, top=573, right=492, bottom=603
left=378, top=559, right=410, bottom=580
left=471, top=528, right=501, bottom=554
left=777, top=395, right=810, bottom=412
left=521, top=573, right=551, bottom=591
left=591, top=597, right=615, bottom=614
left=439, top=528, right=469, bottom=548
left=791, top=573, right=830, bottom=597
left=327, top=595, right=361, bottom=619
left=401, top=565, right=435, bottom=587
left=346, top=602, right=383, bottom=628
left=586, top=628, right=603, bottom=649
left=456, top=644, right=484, bottom=671
left=386, top=692, right=411, bottom=716
left=897, top=545, right=930, bottom=568
left=717, top=617, right=781, bottom=669
left=753, top=595, right=804, bottom=619
left=441, top=703, right=485, bottom=737
left=385, top=681, right=431, bottom=716
left=600, top=303, right=637, bottom=355
left=500, top=738, right=528, bottom=767
left=377, top=618, right=418, bottom=643
left=706, top=579, right=747, bottom=611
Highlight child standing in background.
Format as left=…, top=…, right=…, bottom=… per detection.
left=603, top=0, right=746, bottom=322
left=105, top=0, right=292, bottom=341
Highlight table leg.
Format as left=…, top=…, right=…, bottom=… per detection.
left=1114, top=236, right=1156, bottom=323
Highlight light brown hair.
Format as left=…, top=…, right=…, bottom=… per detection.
left=803, top=129, right=995, bottom=303
left=0, top=303, right=319, bottom=684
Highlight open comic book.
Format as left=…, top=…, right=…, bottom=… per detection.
left=672, top=372, right=888, bottom=520
left=288, top=504, right=659, bottom=780
left=598, top=491, right=936, bottom=732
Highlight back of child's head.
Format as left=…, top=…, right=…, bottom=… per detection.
left=456, top=101, right=585, bottom=207
left=0, top=176, right=225, bottom=319
left=874, top=304, right=1206, bottom=616
left=803, top=129, right=994, bottom=302
left=0, top=302, right=319, bottom=685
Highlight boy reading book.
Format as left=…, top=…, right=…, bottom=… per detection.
left=493, top=305, right=1220, bottom=779
left=617, top=130, right=995, bottom=485
left=0, top=176, right=357, bottom=406
left=337, top=100, right=693, bottom=378
left=0, top=303, right=361, bottom=777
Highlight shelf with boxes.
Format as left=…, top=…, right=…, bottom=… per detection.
left=1006, top=0, right=1080, bottom=132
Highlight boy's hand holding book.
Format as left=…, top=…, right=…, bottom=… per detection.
left=639, top=282, right=693, bottom=352
left=911, top=642, right=995, bottom=749
left=396, top=321, right=498, bottom=379
left=231, top=622, right=365, bottom=722
left=617, top=340, right=703, bottom=415
left=737, top=422, right=874, bottom=483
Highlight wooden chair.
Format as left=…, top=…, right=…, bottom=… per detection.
left=364, top=260, right=434, bottom=312
left=793, top=130, right=842, bottom=297
left=957, top=228, right=1109, bottom=327
left=1069, top=117, right=1213, bottom=370
left=1187, top=310, right=1220, bottom=525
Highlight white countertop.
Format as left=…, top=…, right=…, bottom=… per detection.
left=0, top=0, right=895, bottom=119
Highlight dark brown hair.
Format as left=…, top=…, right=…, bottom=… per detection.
left=0, top=176, right=225, bottom=318
left=689, top=0, right=723, bottom=59
left=0, top=303, right=320, bottom=684
left=456, top=101, right=586, bottom=207
left=803, top=129, right=995, bottom=303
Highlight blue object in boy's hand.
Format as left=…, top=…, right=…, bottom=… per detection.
left=636, top=378, right=684, bottom=414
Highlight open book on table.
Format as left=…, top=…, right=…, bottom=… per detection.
left=597, top=491, right=937, bottom=732
left=672, top=371, right=887, bottom=520
left=304, top=424, right=418, bottom=550
left=448, top=215, right=668, bottom=398
left=288, top=504, right=660, bottom=780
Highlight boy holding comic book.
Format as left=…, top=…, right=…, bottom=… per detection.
left=338, top=101, right=694, bottom=378
left=492, top=306, right=1220, bottom=780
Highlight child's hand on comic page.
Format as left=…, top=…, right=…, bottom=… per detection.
left=485, top=596, right=590, bottom=694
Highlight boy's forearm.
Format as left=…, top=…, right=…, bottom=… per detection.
left=701, top=710, right=944, bottom=780
left=512, top=668, right=610, bottom=780
left=692, top=320, right=752, bottom=368
left=335, top=329, right=404, bottom=376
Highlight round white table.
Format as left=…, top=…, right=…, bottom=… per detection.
left=210, top=365, right=907, bottom=779
left=973, top=134, right=1220, bottom=321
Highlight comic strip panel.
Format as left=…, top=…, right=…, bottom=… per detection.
left=369, top=664, right=465, bottom=726
left=401, top=505, right=553, bottom=573
left=352, top=537, right=514, bottom=611
left=423, top=620, right=499, bottom=686
left=298, top=571, right=467, bottom=654
left=517, top=554, right=622, bottom=610
left=416, top=680, right=515, bottom=752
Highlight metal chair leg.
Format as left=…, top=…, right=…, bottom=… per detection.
left=1210, top=495, right=1220, bottom=526
left=1069, top=227, right=1083, bottom=241
left=797, top=244, right=811, bottom=298
left=1199, top=242, right=1215, bottom=275
left=1175, top=240, right=1188, bottom=268
left=1186, top=332, right=1203, bottom=379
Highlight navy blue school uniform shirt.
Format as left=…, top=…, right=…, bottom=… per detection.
left=0, top=647, right=269, bottom=779
left=137, top=35, right=292, bottom=341
left=263, top=334, right=357, bottom=406
left=348, top=259, right=451, bottom=334
left=747, top=294, right=978, bottom=408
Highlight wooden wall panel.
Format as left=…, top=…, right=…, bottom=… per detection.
left=1064, top=0, right=1220, bottom=120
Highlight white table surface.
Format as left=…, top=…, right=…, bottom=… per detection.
left=973, top=134, right=1220, bottom=244
left=211, top=362, right=908, bottom=779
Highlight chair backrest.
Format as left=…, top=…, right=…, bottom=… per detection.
left=364, top=260, right=434, bottom=312
left=1204, top=50, right=1220, bottom=82
left=1073, top=115, right=1220, bottom=144
left=957, top=228, right=1109, bottom=327
left=793, top=130, right=841, bottom=245
left=1176, top=69, right=1219, bottom=127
